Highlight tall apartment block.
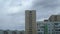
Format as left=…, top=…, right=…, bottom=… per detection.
left=25, top=10, right=37, bottom=34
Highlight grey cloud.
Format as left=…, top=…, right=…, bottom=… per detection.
left=31, top=0, right=60, bottom=21
left=33, top=0, right=60, bottom=8
left=0, top=0, right=60, bottom=30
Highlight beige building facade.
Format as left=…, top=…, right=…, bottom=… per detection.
left=49, top=15, right=60, bottom=22
left=25, top=10, right=37, bottom=34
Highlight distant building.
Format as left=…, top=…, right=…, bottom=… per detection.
left=4, top=30, right=8, bottom=34
left=0, top=30, right=24, bottom=34
left=37, top=21, right=60, bottom=34
left=53, top=22, right=60, bottom=34
left=37, top=21, right=53, bottom=34
left=45, top=22, right=54, bottom=34
left=19, top=30, right=25, bottom=34
left=12, top=30, right=17, bottom=34
left=37, top=21, right=46, bottom=34
left=3, top=30, right=11, bottom=34
left=49, top=15, right=60, bottom=22
left=46, top=22, right=60, bottom=34
left=0, top=30, right=4, bottom=34
left=25, top=10, right=37, bottom=34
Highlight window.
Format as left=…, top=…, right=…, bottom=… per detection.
left=38, top=32, right=42, bottom=34
left=56, top=32, right=60, bottom=34
left=29, top=28, right=32, bottom=30
left=29, top=30, right=32, bottom=34
left=29, top=11, right=32, bottom=17
left=54, top=16, right=57, bottom=21
left=54, top=23, right=58, bottom=25
left=12, top=31, right=17, bottom=34
left=55, top=29, right=60, bottom=31
left=40, top=26, right=45, bottom=28
left=55, top=26, right=60, bottom=28
left=38, top=29, right=40, bottom=31
left=4, top=31, right=8, bottom=34
left=30, top=11, right=32, bottom=13
left=20, top=32, right=23, bottom=34
left=37, top=24, right=38, bottom=25
left=41, top=29, right=44, bottom=31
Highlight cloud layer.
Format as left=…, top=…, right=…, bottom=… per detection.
left=0, top=0, right=60, bottom=30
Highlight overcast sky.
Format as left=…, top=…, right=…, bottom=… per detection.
left=0, top=0, right=60, bottom=30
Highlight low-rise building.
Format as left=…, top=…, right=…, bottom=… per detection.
left=37, top=21, right=46, bottom=34
left=37, top=21, right=60, bottom=34
left=0, top=30, right=25, bottom=34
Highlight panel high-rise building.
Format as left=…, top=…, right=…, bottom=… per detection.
left=25, top=10, right=37, bottom=34
left=49, top=15, right=60, bottom=22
